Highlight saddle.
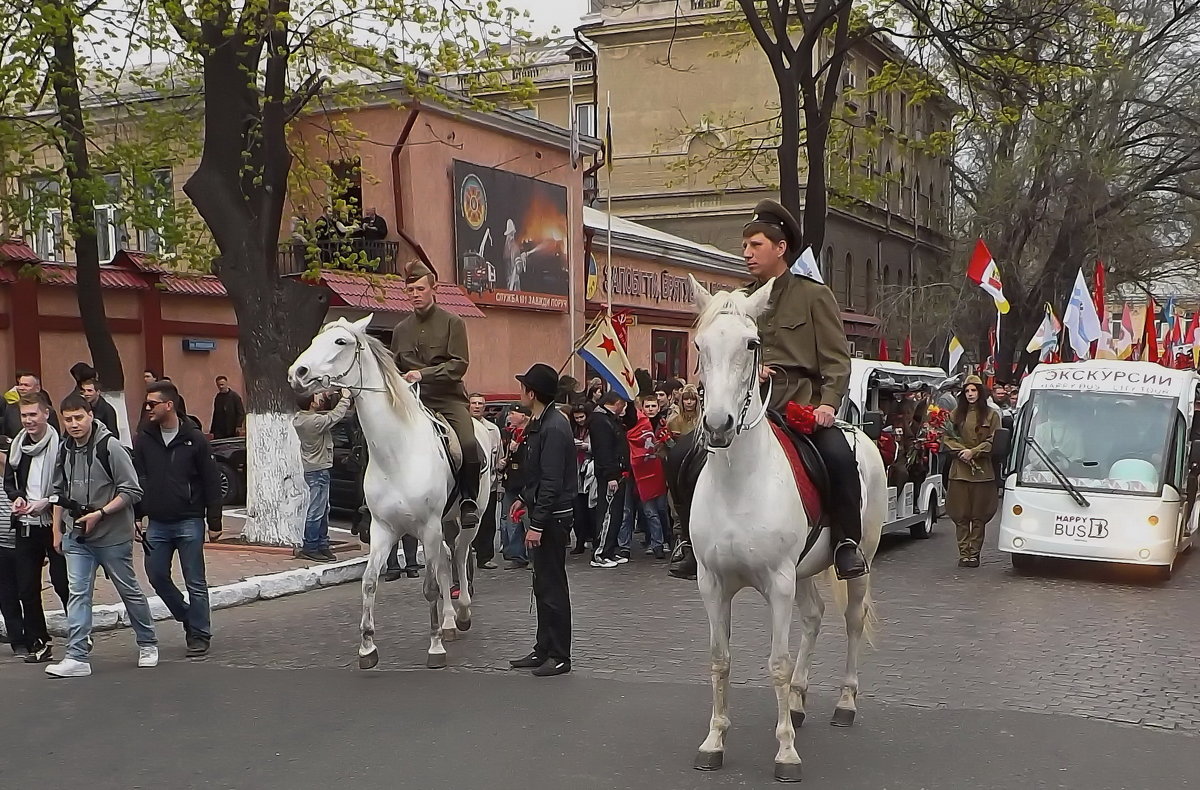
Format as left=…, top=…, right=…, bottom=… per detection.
left=421, top=407, right=463, bottom=473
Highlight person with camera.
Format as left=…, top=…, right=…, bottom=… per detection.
left=134, top=381, right=224, bottom=658
left=45, top=393, right=156, bottom=678
left=293, top=388, right=353, bottom=563
left=2, top=393, right=66, bottom=663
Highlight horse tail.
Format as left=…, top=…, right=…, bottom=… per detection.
left=825, top=568, right=880, bottom=650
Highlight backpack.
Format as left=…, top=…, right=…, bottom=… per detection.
left=57, top=433, right=115, bottom=482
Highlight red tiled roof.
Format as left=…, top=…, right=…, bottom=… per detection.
left=0, top=240, right=40, bottom=264
left=39, top=263, right=147, bottom=290
left=159, top=274, right=226, bottom=296
left=320, top=271, right=485, bottom=318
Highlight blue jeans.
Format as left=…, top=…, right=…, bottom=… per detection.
left=639, top=494, right=668, bottom=551
left=144, top=518, right=210, bottom=639
left=303, top=469, right=332, bottom=552
left=500, top=490, right=527, bottom=564
left=619, top=484, right=643, bottom=551
left=64, top=537, right=157, bottom=661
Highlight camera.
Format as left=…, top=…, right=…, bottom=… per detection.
left=57, top=497, right=95, bottom=542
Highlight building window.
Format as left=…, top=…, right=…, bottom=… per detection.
left=94, top=173, right=126, bottom=263
left=140, top=168, right=174, bottom=256
left=822, top=246, right=834, bottom=284
left=652, top=330, right=688, bottom=383
left=27, top=177, right=64, bottom=261
left=844, top=252, right=853, bottom=306
left=574, top=102, right=596, bottom=138
left=865, top=257, right=876, bottom=311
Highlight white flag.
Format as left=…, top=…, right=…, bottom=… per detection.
left=790, top=246, right=824, bottom=284
left=1063, top=268, right=1102, bottom=359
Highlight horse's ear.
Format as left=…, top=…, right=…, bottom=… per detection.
left=689, top=275, right=713, bottom=313
left=743, top=277, right=775, bottom=321
left=350, top=314, right=373, bottom=332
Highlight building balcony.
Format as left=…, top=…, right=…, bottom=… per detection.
left=277, top=239, right=401, bottom=277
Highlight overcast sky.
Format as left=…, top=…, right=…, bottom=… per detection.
left=510, top=0, right=591, bottom=35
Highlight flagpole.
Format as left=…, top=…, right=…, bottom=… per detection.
left=566, top=70, right=578, bottom=380
left=605, top=89, right=613, bottom=317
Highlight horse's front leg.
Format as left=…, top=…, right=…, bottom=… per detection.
left=767, top=571, right=802, bottom=782
left=694, top=569, right=733, bottom=771
left=789, top=576, right=825, bottom=727
left=358, top=522, right=394, bottom=669
left=422, top=523, right=450, bottom=668
left=833, top=575, right=872, bottom=727
left=451, top=518, right=477, bottom=632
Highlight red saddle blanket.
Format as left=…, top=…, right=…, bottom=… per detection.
left=770, top=422, right=822, bottom=526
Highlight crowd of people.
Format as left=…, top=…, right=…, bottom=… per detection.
left=0, top=367, right=244, bottom=674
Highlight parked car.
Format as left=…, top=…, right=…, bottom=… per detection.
left=211, top=415, right=367, bottom=516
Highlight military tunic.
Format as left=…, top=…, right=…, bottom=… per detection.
left=746, top=273, right=852, bottom=412
left=390, top=305, right=478, bottom=467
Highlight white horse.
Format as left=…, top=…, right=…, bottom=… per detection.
left=687, top=276, right=887, bottom=783
left=289, top=315, right=492, bottom=670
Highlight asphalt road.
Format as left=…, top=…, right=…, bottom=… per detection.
left=4, top=521, right=1200, bottom=788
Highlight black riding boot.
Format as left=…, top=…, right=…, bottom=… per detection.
left=810, top=427, right=868, bottom=580
left=458, top=460, right=482, bottom=529
left=666, top=432, right=704, bottom=581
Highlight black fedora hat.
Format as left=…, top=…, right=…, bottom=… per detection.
left=745, top=199, right=802, bottom=263
left=516, top=363, right=560, bottom=403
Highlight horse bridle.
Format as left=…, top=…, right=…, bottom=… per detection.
left=314, top=328, right=391, bottom=395
left=701, top=326, right=772, bottom=450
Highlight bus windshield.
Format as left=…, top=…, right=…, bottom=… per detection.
left=1016, top=390, right=1178, bottom=496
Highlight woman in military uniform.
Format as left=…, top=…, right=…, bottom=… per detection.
left=942, top=374, right=1000, bottom=568
left=669, top=200, right=868, bottom=581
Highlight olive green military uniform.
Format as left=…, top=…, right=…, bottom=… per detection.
left=943, top=407, right=1000, bottom=562
left=390, top=304, right=480, bottom=482
left=745, top=272, right=852, bottom=412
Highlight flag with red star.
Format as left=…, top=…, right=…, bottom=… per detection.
left=577, top=311, right=640, bottom=401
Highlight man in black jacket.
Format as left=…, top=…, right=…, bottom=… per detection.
left=134, top=382, right=223, bottom=658
left=588, top=390, right=631, bottom=569
left=210, top=376, right=246, bottom=439
left=507, top=363, right=577, bottom=678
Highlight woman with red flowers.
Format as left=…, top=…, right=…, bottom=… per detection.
left=942, top=375, right=1001, bottom=567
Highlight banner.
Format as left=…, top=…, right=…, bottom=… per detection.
left=452, top=160, right=569, bottom=312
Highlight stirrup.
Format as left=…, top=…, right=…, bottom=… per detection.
left=833, top=539, right=869, bottom=580
left=669, top=540, right=691, bottom=563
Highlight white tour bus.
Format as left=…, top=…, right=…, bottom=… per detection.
left=998, top=360, right=1200, bottom=579
left=841, top=359, right=950, bottom=539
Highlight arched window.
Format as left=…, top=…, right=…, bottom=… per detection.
left=913, top=175, right=922, bottom=221
left=882, top=264, right=890, bottom=295
left=884, top=160, right=893, bottom=211
left=865, top=257, right=876, bottom=311
left=823, top=245, right=834, bottom=284
left=844, top=252, right=854, bottom=306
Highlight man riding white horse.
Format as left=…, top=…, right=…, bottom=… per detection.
left=391, top=260, right=483, bottom=529
left=669, top=200, right=869, bottom=582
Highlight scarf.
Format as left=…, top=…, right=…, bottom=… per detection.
left=10, top=427, right=59, bottom=525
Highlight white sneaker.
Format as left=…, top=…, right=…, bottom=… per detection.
left=590, top=558, right=618, bottom=569
left=45, top=658, right=91, bottom=678
left=137, top=646, right=159, bottom=668
left=615, top=555, right=630, bottom=565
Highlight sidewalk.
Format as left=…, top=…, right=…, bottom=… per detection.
left=39, top=511, right=369, bottom=611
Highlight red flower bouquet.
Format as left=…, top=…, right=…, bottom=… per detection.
left=785, top=402, right=818, bottom=435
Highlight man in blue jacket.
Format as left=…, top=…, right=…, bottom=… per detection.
left=134, top=381, right=224, bottom=658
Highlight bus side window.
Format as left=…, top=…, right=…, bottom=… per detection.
left=1170, top=414, right=1188, bottom=490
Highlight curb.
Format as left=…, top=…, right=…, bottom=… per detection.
left=0, top=557, right=369, bottom=640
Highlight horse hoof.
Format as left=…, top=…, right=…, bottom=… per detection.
left=455, top=617, right=472, bottom=632
left=442, top=628, right=457, bottom=643
left=831, top=708, right=856, bottom=727
left=790, top=710, right=805, bottom=728
left=427, top=652, right=448, bottom=669
left=693, top=751, right=724, bottom=771
left=774, top=762, right=803, bottom=783
left=358, top=649, right=379, bottom=670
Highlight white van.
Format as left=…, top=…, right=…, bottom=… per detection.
left=998, top=360, right=1200, bottom=579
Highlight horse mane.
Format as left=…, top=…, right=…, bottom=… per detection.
left=695, top=289, right=750, bottom=332
left=356, top=330, right=422, bottom=424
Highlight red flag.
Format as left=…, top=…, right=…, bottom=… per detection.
left=1144, top=298, right=1160, bottom=364
left=1091, top=261, right=1106, bottom=358
left=902, top=336, right=913, bottom=365
left=878, top=336, right=890, bottom=361
left=611, top=309, right=632, bottom=351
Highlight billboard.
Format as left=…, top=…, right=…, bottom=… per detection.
left=452, top=160, right=570, bottom=312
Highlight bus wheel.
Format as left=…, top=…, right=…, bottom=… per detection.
left=910, top=500, right=935, bottom=539
left=1011, top=552, right=1036, bottom=574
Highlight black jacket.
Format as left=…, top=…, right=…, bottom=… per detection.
left=211, top=389, right=246, bottom=439
left=502, top=426, right=529, bottom=493
left=518, top=407, right=578, bottom=530
left=132, top=419, right=223, bottom=526
left=588, top=406, right=630, bottom=484
left=91, top=396, right=120, bottom=439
